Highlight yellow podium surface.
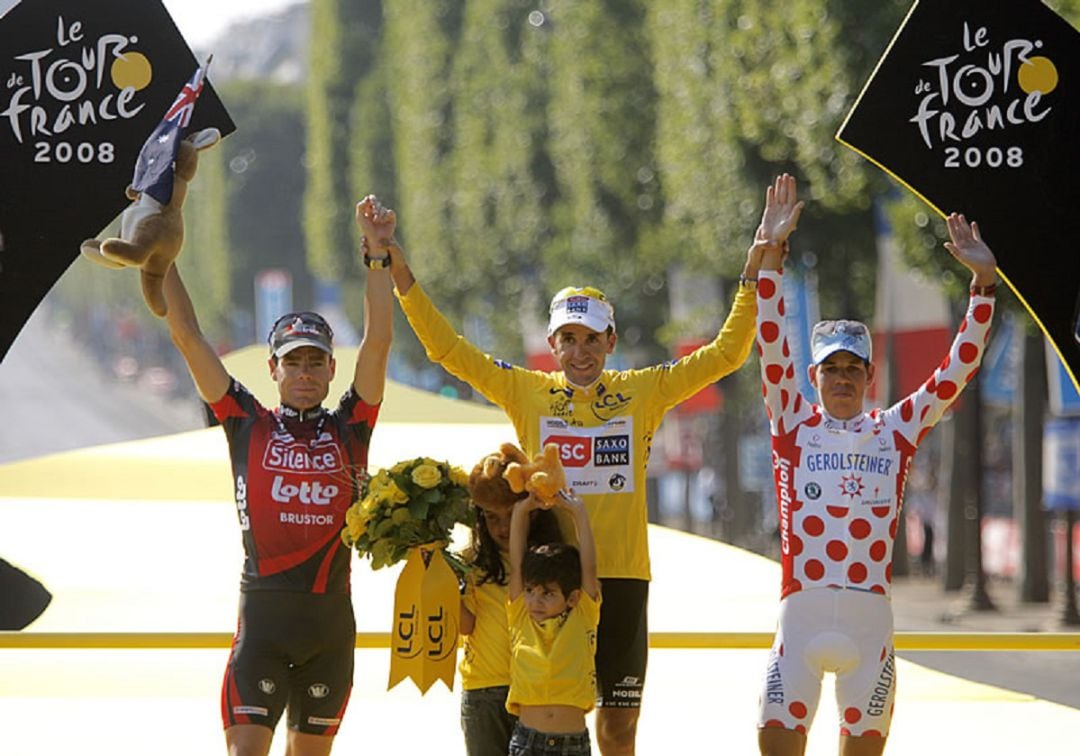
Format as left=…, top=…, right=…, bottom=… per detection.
left=1, top=383, right=1077, bottom=753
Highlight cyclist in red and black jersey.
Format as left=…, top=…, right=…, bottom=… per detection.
left=162, top=197, right=395, bottom=756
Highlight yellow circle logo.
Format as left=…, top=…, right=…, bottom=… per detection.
left=1018, top=56, right=1058, bottom=95
left=111, top=52, right=153, bottom=91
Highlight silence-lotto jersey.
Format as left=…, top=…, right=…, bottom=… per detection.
left=211, top=380, right=378, bottom=594
left=399, top=283, right=756, bottom=580
left=756, top=269, right=995, bottom=599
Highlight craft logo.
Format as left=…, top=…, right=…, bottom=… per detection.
left=2, top=15, right=152, bottom=163
left=910, top=21, right=1059, bottom=169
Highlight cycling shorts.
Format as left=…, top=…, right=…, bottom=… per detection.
left=758, top=587, right=895, bottom=739
left=221, top=590, right=356, bottom=736
left=595, top=578, right=648, bottom=709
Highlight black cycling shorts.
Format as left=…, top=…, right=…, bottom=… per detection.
left=594, top=578, right=648, bottom=709
left=221, top=590, right=356, bottom=736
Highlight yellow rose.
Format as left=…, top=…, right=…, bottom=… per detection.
left=385, top=480, right=410, bottom=506
left=411, top=463, right=442, bottom=489
left=449, top=466, right=470, bottom=487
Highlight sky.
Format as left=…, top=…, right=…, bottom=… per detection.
left=162, top=0, right=300, bottom=47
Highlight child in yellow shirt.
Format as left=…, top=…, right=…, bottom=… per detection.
left=506, top=491, right=601, bottom=755
left=460, top=449, right=562, bottom=756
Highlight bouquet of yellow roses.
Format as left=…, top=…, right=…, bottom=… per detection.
left=342, top=457, right=474, bottom=570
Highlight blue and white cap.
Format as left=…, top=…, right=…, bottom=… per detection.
left=810, top=319, right=872, bottom=364
left=547, top=286, right=616, bottom=336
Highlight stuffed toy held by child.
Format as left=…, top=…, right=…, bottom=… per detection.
left=80, top=127, right=221, bottom=317
left=502, top=442, right=567, bottom=505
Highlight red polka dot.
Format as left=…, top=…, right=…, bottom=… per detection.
left=786, top=364, right=795, bottom=379
left=849, top=519, right=871, bottom=539
left=869, top=540, right=888, bottom=561
left=781, top=389, right=790, bottom=410
left=872, top=506, right=890, bottom=518
left=941, top=354, right=952, bottom=371
left=795, top=724, right=806, bottom=734
left=805, top=559, right=825, bottom=580
left=974, top=303, right=992, bottom=323
left=763, top=719, right=785, bottom=729
left=886, top=563, right=893, bottom=582
left=759, top=278, right=777, bottom=299
left=925, top=375, right=937, bottom=393
left=782, top=339, right=790, bottom=358
left=937, top=380, right=957, bottom=400
left=789, top=534, right=804, bottom=556
left=803, top=516, right=825, bottom=536
left=762, top=382, right=768, bottom=398
left=840, top=727, right=852, bottom=737
left=787, top=580, right=801, bottom=594
left=760, top=321, right=780, bottom=343
left=778, top=299, right=786, bottom=317
left=900, top=399, right=913, bottom=422
left=789, top=701, right=807, bottom=719
left=793, top=394, right=803, bottom=413
left=889, top=518, right=898, bottom=538
left=920, top=405, right=930, bottom=421
left=766, top=364, right=784, bottom=384
left=959, top=342, right=979, bottom=363
left=848, top=562, right=867, bottom=583
left=863, top=729, right=882, bottom=738
left=959, top=319, right=969, bottom=333
left=870, top=584, right=886, bottom=595
left=826, top=540, right=848, bottom=561
left=827, top=506, right=848, bottom=518
left=917, top=426, right=933, bottom=445
left=844, top=707, right=862, bottom=724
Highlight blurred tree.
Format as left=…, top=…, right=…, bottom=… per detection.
left=214, top=81, right=310, bottom=336
left=305, top=0, right=383, bottom=282
left=383, top=0, right=463, bottom=291
left=443, top=0, right=554, bottom=358
left=542, top=0, right=668, bottom=361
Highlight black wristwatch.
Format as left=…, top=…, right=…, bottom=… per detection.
left=363, top=253, right=391, bottom=270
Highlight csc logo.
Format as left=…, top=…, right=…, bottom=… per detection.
left=544, top=436, right=592, bottom=467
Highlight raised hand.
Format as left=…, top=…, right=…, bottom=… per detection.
left=757, top=173, right=804, bottom=246
left=356, top=195, right=397, bottom=252
left=944, top=213, right=997, bottom=283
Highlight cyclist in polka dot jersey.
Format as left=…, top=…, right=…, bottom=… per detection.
left=750, top=175, right=998, bottom=756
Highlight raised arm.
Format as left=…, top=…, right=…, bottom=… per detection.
left=353, top=197, right=395, bottom=405
left=751, top=173, right=804, bottom=274
left=555, top=490, right=599, bottom=600
left=755, top=175, right=812, bottom=435
left=163, top=265, right=230, bottom=404
left=944, top=212, right=997, bottom=289
left=507, top=497, right=541, bottom=601
left=889, top=214, right=998, bottom=440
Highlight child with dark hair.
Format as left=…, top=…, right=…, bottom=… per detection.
left=506, top=491, right=600, bottom=755
left=459, top=450, right=561, bottom=756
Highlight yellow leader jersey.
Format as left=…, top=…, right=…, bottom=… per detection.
left=459, top=559, right=513, bottom=690
left=399, top=283, right=757, bottom=580
left=505, top=591, right=601, bottom=715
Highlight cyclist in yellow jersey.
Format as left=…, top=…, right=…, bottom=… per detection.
left=360, top=193, right=764, bottom=754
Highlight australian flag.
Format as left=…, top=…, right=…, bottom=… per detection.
left=131, top=58, right=212, bottom=205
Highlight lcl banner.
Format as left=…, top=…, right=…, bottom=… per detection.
left=0, top=0, right=235, bottom=362
left=837, top=0, right=1080, bottom=393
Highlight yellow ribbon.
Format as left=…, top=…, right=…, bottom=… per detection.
left=387, top=544, right=460, bottom=693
